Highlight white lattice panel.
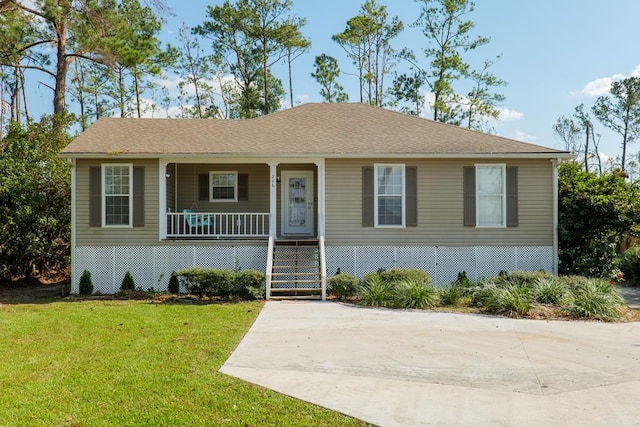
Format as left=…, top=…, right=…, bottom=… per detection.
left=324, top=246, right=554, bottom=285
left=436, top=247, right=477, bottom=284
left=475, top=247, right=517, bottom=280
left=515, top=247, right=554, bottom=274
left=74, top=245, right=268, bottom=294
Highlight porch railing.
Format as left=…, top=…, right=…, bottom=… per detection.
left=166, top=212, right=270, bottom=238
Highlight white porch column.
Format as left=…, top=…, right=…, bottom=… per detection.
left=159, top=160, right=168, bottom=240
left=69, top=158, right=77, bottom=292
left=268, top=162, right=278, bottom=237
left=315, top=159, right=326, bottom=238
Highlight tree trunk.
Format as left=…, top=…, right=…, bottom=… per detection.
left=134, top=69, right=142, bottom=118
left=19, top=67, right=29, bottom=124
left=53, top=17, right=69, bottom=116
left=584, top=126, right=589, bottom=173
left=263, top=38, right=269, bottom=115
left=288, top=49, right=293, bottom=108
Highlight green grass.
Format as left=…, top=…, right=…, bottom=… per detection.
left=0, top=300, right=367, bottom=426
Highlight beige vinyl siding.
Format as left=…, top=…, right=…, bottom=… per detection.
left=175, top=164, right=269, bottom=213
left=76, top=159, right=159, bottom=245
left=325, top=158, right=553, bottom=246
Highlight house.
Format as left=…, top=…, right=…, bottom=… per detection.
left=59, top=103, right=573, bottom=299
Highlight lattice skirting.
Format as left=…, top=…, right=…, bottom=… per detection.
left=73, top=246, right=268, bottom=294
left=325, top=246, right=554, bottom=285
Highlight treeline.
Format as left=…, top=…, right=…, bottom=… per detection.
left=0, top=0, right=506, bottom=132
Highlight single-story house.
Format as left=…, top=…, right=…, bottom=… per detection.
left=60, top=103, right=573, bottom=299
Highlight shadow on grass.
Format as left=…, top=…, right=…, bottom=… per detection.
left=0, top=281, right=255, bottom=306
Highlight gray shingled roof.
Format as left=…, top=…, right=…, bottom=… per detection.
left=60, top=102, right=569, bottom=157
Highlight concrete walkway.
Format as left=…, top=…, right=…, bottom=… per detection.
left=221, top=301, right=640, bottom=427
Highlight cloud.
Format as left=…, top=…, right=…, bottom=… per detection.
left=574, top=66, right=640, bottom=96
left=496, top=107, right=524, bottom=122
left=512, top=129, right=538, bottom=143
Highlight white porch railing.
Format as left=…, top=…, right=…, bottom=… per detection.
left=166, top=212, right=270, bottom=238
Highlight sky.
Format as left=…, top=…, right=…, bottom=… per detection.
left=22, top=0, right=640, bottom=160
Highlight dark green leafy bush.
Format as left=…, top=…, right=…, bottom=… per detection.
left=167, top=271, right=180, bottom=294
left=618, top=245, right=640, bottom=286
left=234, top=270, right=266, bottom=299
left=328, top=273, right=359, bottom=300
left=120, top=271, right=135, bottom=291
left=78, top=269, right=93, bottom=295
left=494, top=270, right=553, bottom=286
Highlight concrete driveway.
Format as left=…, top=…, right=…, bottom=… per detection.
left=221, top=301, right=640, bottom=426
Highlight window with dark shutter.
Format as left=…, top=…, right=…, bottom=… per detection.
left=506, top=166, right=518, bottom=227
left=463, top=166, right=476, bottom=227
left=133, top=166, right=145, bottom=227
left=362, top=166, right=374, bottom=227
left=198, top=174, right=209, bottom=201
left=238, top=173, right=249, bottom=201
left=406, top=166, right=417, bottom=227
left=89, top=166, right=101, bottom=227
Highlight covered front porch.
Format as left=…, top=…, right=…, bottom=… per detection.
left=158, top=158, right=327, bottom=300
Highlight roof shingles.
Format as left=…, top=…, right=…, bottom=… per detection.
left=60, top=103, right=568, bottom=157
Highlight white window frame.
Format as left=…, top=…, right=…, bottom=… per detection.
left=475, top=163, right=506, bottom=228
left=102, top=163, right=133, bottom=228
left=374, top=164, right=405, bottom=228
left=209, top=171, right=238, bottom=202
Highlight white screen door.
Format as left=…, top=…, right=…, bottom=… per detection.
left=282, top=171, right=314, bottom=236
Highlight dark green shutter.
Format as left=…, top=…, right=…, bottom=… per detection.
left=463, top=166, right=476, bottom=227
left=238, top=173, right=249, bottom=201
left=89, top=166, right=102, bottom=227
left=133, top=166, right=145, bottom=227
left=198, top=174, right=209, bottom=201
left=362, top=166, right=374, bottom=227
left=405, top=166, right=417, bottom=227
left=506, top=166, right=518, bottom=227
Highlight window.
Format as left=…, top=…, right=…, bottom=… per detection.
left=375, top=164, right=404, bottom=227
left=210, top=172, right=237, bottom=202
left=476, top=164, right=505, bottom=227
left=103, top=164, right=132, bottom=226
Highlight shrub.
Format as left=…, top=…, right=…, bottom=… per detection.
left=328, top=273, right=359, bottom=300
left=618, top=245, right=640, bottom=286
left=167, top=271, right=180, bottom=294
left=120, top=271, right=135, bottom=291
left=532, top=278, right=570, bottom=305
left=359, top=276, right=393, bottom=307
left=567, top=278, right=625, bottom=321
left=469, top=279, right=499, bottom=306
left=78, top=269, right=93, bottom=295
left=392, top=280, right=439, bottom=309
left=234, top=270, right=266, bottom=300
left=177, top=267, right=235, bottom=298
left=379, top=268, right=430, bottom=286
left=484, top=283, right=533, bottom=317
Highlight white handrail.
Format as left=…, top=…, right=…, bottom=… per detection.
left=265, top=236, right=274, bottom=300
left=319, top=236, right=327, bottom=301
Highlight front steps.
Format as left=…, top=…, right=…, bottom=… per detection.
left=269, top=239, right=322, bottom=299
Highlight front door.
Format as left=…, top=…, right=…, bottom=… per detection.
left=282, top=171, right=314, bottom=236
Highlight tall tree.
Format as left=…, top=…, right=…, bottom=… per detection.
left=391, top=67, right=426, bottom=116
left=0, top=0, right=166, bottom=117
left=592, top=76, right=640, bottom=172
left=311, top=54, right=348, bottom=103
left=554, top=104, right=601, bottom=174
left=196, top=0, right=305, bottom=116
left=462, top=57, right=506, bottom=131
left=281, top=20, right=310, bottom=107
left=413, top=0, right=489, bottom=122
left=332, top=0, right=403, bottom=106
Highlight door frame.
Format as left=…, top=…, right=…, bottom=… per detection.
left=281, top=170, right=315, bottom=237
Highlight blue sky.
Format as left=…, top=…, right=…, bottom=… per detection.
left=157, top=0, right=640, bottom=159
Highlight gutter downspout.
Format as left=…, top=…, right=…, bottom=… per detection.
left=552, top=158, right=560, bottom=275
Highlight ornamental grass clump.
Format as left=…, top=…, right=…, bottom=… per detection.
left=483, top=283, right=533, bottom=317
left=392, top=280, right=440, bottom=309
left=359, top=276, right=393, bottom=307
left=532, top=277, right=571, bottom=305
left=567, top=278, right=625, bottom=321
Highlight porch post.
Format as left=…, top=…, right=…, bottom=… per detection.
left=159, top=160, right=168, bottom=240
left=315, top=159, right=326, bottom=238
left=268, top=162, right=278, bottom=237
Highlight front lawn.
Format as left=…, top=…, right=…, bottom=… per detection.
left=0, top=300, right=366, bottom=426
